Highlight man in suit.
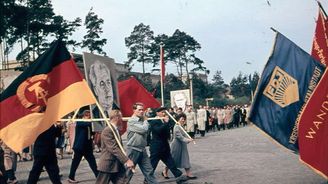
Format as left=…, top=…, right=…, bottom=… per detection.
left=149, top=107, right=184, bottom=183
left=68, top=110, right=98, bottom=183
left=96, top=110, right=134, bottom=184
left=27, top=124, right=62, bottom=184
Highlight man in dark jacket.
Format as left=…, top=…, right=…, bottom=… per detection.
left=27, top=124, right=62, bottom=184
left=68, top=110, right=98, bottom=183
left=149, top=107, right=183, bottom=182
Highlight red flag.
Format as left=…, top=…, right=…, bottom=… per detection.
left=298, top=69, right=328, bottom=179
left=311, top=4, right=328, bottom=66
left=297, top=2, right=328, bottom=179
left=0, top=40, right=96, bottom=152
left=160, top=45, right=165, bottom=82
left=118, top=76, right=161, bottom=134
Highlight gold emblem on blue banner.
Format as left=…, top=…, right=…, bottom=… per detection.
left=264, top=66, right=299, bottom=108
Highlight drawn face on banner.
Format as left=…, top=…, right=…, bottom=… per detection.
left=173, top=92, right=188, bottom=111
left=89, top=61, right=113, bottom=114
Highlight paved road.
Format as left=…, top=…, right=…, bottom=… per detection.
left=15, top=125, right=327, bottom=184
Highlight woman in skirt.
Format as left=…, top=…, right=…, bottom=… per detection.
left=162, top=113, right=197, bottom=180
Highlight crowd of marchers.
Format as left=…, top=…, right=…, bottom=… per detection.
left=162, top=104, right=251, bottom=139
left=0, top=103, right=250, bottom=184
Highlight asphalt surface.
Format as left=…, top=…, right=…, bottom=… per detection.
left=14, top=125, right=327, bottom=184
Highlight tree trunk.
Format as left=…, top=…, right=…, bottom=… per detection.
left=185, top=61, right=190, bottom=81
left=178, top=58, right=183, bottom=79
left=4, top=38, right=8, bottom=69
left=176, top=63, right=180, bottom=77
left=142, top=46, right=145, bottom=74
left=142, top=60, right=145, bottom=74
left=179, top=62, right=183, bottom=79
left=0, top=41, right=4, bottom=69
left=20, top=38, right=23, bottom=51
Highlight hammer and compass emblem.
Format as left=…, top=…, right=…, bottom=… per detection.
left=17, top=74, right=50, bottom=112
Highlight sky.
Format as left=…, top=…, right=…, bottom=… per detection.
left=30, top=1, right=328, bottom=83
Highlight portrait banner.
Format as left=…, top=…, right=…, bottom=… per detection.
left=83, top=52, right=119, bottom=132
left=170, top=89, right=191, bottom=111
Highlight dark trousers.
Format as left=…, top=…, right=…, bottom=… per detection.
left=0, top=149, right=6, bottom=184
left=27, top=155, right=62, bottom=184
left=150, top=149, right=182, bottom=178
left=218, top=124, right=226, bottom=131
left=68, top=150, right=98, bottom=180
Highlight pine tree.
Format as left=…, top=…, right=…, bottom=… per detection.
left=125, top=23, right=154, bottom=74
left=81, top=7, right=107, bottom=55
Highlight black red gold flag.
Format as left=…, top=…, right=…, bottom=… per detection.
left=0, top=40, right=96, bottom=152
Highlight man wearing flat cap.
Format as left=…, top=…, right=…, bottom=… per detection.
left=149, top=107, right=184, bottom=183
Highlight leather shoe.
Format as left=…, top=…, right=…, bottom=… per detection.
left=161, top=171, right=169, bottom=179
left=187, top=175, right=197, bottom=180
left=67, top=178, right=79, bottom=183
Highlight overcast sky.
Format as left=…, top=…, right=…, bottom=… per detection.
left=49, top=0, right=327, bottom=83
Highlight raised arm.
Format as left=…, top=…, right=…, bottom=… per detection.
left=174, top=125, right=190, bottom=143
left=128, top=117, right=149, bottom=134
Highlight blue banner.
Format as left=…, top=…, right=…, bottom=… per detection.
left=249, top=32, right=326, bottom=152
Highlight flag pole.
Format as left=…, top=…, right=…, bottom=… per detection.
left=165, top=110, right=196, bottom=144
left=160, top=43, right=165, bottom=106
left=60, top=117, right=163, bottom=122
left=317, top=0, right=328, bottom=19
left=69, top=109, right=79, bottom=121
left=95, top=101, right=126, bottom=155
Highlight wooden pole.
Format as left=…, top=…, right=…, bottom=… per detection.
left=160, top=44, right=165, bottom=106
left=165, top=110, right=196, bottom=144
left=60, top=117, right=163, bottom=122
left=95, top=101, right=127, bottom=155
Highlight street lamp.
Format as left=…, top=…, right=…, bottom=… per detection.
left=189, top=73, right=194, bottom=107
left=160, top=42, right=165, bottom=106
left=246, top=62, right=254, bottom=102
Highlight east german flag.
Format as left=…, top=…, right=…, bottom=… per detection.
left=0, top=40, right=96, bottom=152
left=248, top=31, right=326, bottom=152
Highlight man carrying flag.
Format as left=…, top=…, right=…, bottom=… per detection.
left=0, top=40, right=96, bottom=153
